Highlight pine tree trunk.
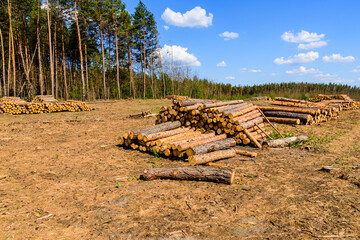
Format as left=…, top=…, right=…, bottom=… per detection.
left=54, top=22, right=58, bottom=98
left=0, top=28, right=5, bottom=96
left=99, top=16, right=106, bottom=99
left=74, top=0, right=86, bottom=101
left=37, top=3, right=44, bottom=95
left=8, top=0, right=16, bottom=96
left=108, top=30, right=111, bottom=99
left=156, top=34, right=165, bottom=98
left=113, top=14, right=120, bottom=99
left=142, top=26, right=146, bottom=99
left=60, top=9, right=68, bottom=99
left=126, top=32, right=135, bottom=99
left=46, top=0, right=54, bottom=96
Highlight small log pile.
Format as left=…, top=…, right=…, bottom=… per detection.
left=155, top=99, right=272, bottom=147
left=32, top=95, right=59, bottom=103
left=258, top=97, right=341, bottom=125
left=309, top=94, right=359, bottom=110
left=129, top=111, right=155, bottom=119
left=0, top=98, right=92, bottom=115
left=165, top=95, right=189, bottom=100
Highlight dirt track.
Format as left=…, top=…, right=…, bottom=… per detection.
left=0, top=99, right=359, bottom=239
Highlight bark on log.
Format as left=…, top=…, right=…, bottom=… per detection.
left=142, top=166, right=235, bottom=184
left=203, top=100, right=244, bottom=109
left=271, top=100, right=310, bottom=108
left=232, top=110, right=261, bottom=124
left=177, top=134, right=227, bottom=151
left=137, top=121, right=181, bottom=140
left=258, top=105, right=319, bottom=115
left=178, top=99, right=214, bottom=106
left=274, top=97, right=308, bottom=103
left=188, top=149, right=236, bottom=166
left=130, top=121, right=180, bottom=140
left=240, top=117, right=263, bottom=129
left=143, top=127, right=187, bottom=142
left=263, top=135, right=308, bottom=148
left=156, top=130, right=201, bottom=146
left=186, top=138, right=236, bottom=156
left=243, top=128, right=262, bottom=148
left=262, top=111, right=313, bottom=122
left=227, top=104, right=256, bottom=118
left=170, top=132, right=216, bottom=149
left=265, top=117, right=300, bottom=125
left=234, top=149, right=258, bottom=158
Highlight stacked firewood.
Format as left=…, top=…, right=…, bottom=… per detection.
left=32, top=95, right=59, bottom=103
left=165, top=95, right=189, bottom=100
left=155, top=99, right=271, bottom=147
left=309, top=94, right=352, bottom=102
left=258, top=97, right=340, bottom=125
left=309, top=94, right=359, bottom=110
left=0, top=99, right=92, bottom=115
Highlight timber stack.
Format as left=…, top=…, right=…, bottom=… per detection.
left=0, top=97, right=92, bottom=115
left=308, top=94, right=360, bottom=110
left=32, top=95, right=59, bottom=104
left=155, top=99, right=271, bottom=147
left=258, top=97, right=341, bottom=125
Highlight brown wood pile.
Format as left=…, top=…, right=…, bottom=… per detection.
left=155, top=99, right=271, bottom=147
left=32, top=95, right=59, bottom=103
left=165, top=95, right=189, bottom=100
left=258, top=97, right=341, bottom=125
left=244, top=96, right=271, bottom=101
left=0, top=99, right=92, bottom=115
left=129, top=111, right=155, bottom=119
left=308, top=94, right=359, bottom=110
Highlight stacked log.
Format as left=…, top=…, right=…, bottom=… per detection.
left=32, top=95, right=59, bottom=103
left=165, top=95, right=189, bottom=100
left=0, top=100, right=92, bottom=115
left=258, top=97, right=342, bottom=125
left=308, top=94, right=359, bottom=110
left=155, top=99, right=271, bottom=147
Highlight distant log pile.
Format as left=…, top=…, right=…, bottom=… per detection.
left=165, top=95, right=189, bottom=100
left=244, top=96, right=271, bottom=101
left=0, top=97, right=92, bottom=115
left=258, top=97, right=341, bottom=125
left=155, top=99, right=272, bottom=147
left=32, top=95, right=59, bottom=103
left=308, top=94, right=360, bottom=110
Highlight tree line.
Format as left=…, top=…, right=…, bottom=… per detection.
left=1, top=0, right=359, bottom=102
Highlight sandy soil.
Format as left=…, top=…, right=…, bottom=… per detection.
left=0, top=99, right=359, bottom=239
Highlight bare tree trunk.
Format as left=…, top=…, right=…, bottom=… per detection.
left=54, top=21, right=58, bottom=98
left=142, top=27, right=146, bottom=99
left=126, top=32, right=135, bottom=99
left=156, top=34, right=165, bottom=98
left=46, top=0, right=54, bottom=96
left=37, top=2, right=44, bottom=95
left=8, top=0, right=16, bottom=96
left=113, top=14, right=120, bottom=99
left=99, top=15, right=106, bottom=99
left=74, top=0, right=86, bottom=101
left=60, top=9, right=68, bottom=99
left=150, top=46, right=154, bottom=98
left=84, top=25, right=89, bottom=97
left=108, top=30, right=111, bottom=99
left=0, top=28, right=5, bottom=96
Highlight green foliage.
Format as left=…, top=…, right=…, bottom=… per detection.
left=304, top=135, right=334, bottom=149
left=115, top=182, right=121, bottom=188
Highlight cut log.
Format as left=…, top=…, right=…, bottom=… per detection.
left=177, top=134, right=227, bottom=151
left=137, top=121, right=182, bottom=141
left=265, top=117, right=300, bottom=125
left=263, top=135, right=308, bottom=148
left=142, top=166, right=235, bottom=184
left=232, top=110, right=261, bottom=124
left=170, top=132, right=216, bottom=149
left=258, top=105, right=319, bottom=115
left=234, top=149, right=258, bottom=158
left=203, top=100, right=244, bottom=109
left=178, top=99, right=214, bottom=106
left=243, top=129, right=262, bottom=148
left=240, top=117, right=263, bottom=129
left=143, top=127, right=188, bottom=142
left=262, top=111, right=313, bottom=123
left=155, top=130, right=200, bottom=146
left=271, top=100, right=310, bottom=108
left=274, top=97, right=308, bottom=103
left=188, top=149, right=236, bottom=165
left=130, top=121, right=180, bottom=140
left=186, top=138, right=236, bottom=156
left=228, top=104, right=256, bottom=118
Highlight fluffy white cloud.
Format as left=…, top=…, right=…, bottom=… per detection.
left=163, top=25, right=170, bottom=30
left=160, top=44, right=200, bottom=66
left=240, top=68, right=247, bottom=71
left=323, top=54, right=355, bottom=63
left=225, top=76, right=235, bottom=80
left=216, top=61, right=226, bottom=67
left=352, top=66, right=360, bottom=72
left=286, top=66, right=320, bottom=75
left=274, top=51, right=319, bottom=64
left=161, top=7, right=213, bottom=28
left=298, top=41, right=327, bottom=50
left=282, top=30, right=325, bottom=43
left=219, top=32, right=239, bottom=40
left=315, top=73, right=354, bottom=83
left=249, top=69, right=261, bottom=73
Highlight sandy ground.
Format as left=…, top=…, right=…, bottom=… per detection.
left=0, top=99, right=359, bottom=239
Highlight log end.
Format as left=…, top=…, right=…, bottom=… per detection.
left=186, top=148, right=195, bottom=157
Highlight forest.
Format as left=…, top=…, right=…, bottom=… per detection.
left=0, top=0, right=360, bottom=102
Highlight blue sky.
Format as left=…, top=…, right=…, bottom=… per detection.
left=123, top=0, right=360, bottom=86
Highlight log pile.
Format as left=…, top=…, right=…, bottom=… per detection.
left=165, top=95, right=189, bottom=100
left=0, top=99, right=92, bottom=115
left=155, top=99, right=271, bottom=147
left=308, top=94, right=359, bottom=110
left=32, top=95, right=59, bottom=103
left=258, top=97, right=341, bottom=125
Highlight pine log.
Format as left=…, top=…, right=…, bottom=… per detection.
left=143, top=127, right=188, bottom=142
left=240, top=117, right=263, bottom=129
left=265, top=117, right=300, bottom=125
left=178, top=99, right=214, bottom=106
left=137, top=121, right=182, bottom=140
left=188, top=149, right=236, bottom=165
left=274, top=97, right=308, bottom=103
left=203, top=100, right=244, bottom=109
left=262, top=111, right=313, bottom=122
left=186, top=138, right=236, bottom=156
left=228, top=104, right=256, bottom=118
left=263, top=135, right=308, bottom=148
left=243, top=129, right=262, bottom=148
left=130, top=121, right=179, bottom=140
left=222, top=103, right=253, bottom=117
left=177, top=134, right=227, bottom=151
left=234, top=149, right=258, bottom=158
left=232, top=110, right=261, bottom=124
left=142, top=166, right=235, bottom=184
left=156, top=130, right=200, bottom=146
left=258, top=105, right=319, bottom=115
left=271, top=100, right=310, bottom=108
left=170, top=132, right=216, bottom=149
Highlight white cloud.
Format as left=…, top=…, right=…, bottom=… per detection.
left=282, top=30, right=325, bottom=43
left=240, top=68, right=247, bottom=71
left=298, top=41, right=327, bottom=50
left=161, top=7, right=213, bottom=28
left=323, top=54, right=355, bottom=63
left=216, top=61, right=226, bottom=67
left=274, top=51, right=319, bottom=64
left=160, top=44, right=200, bottom=66
left=352, top=66, right=360, bottom=72
left=219, top=31, right=239, bottom=40
left=315, top=73, right=354, bottom=83
left=271, top=73, right=278, bottom=76
left=249, top=69, right=261, bottom=73
left=286, top=66, right=320, bottom=75
left=163, top=25, right=170, bottom=30
left=225, top=76, right=235, bottom=80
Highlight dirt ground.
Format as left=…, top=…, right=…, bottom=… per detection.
left=0, top=99, right=359, bottom=240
